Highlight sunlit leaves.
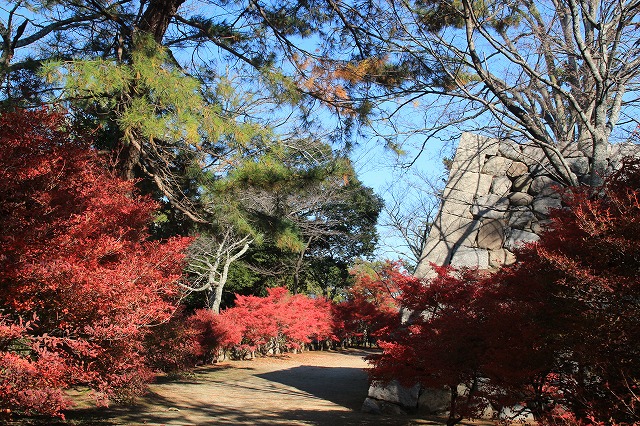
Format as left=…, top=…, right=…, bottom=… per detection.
left=42, top=34, right=268, bottom=152
left=368, top=160, right=640, bottom=423
left=0, top=109, right=191, bottom=416
left=217, top=287, right=334, bottom=356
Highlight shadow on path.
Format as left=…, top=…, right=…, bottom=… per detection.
left=256, top=365, right=369, bottom=410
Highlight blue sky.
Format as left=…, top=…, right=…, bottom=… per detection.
left=349, top=131, right=453, bottom=261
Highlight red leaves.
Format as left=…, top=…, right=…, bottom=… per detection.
left=368, top=160, right=640, bottom=424
left=333, top=262, right=403, bottom=345
left=217, top=287, right=334, bottom=357
left=146, top=289, right=336, bottom=365
left=0, top=109, right=191, bottom=417
left=0, top=351, right=72, bottom=418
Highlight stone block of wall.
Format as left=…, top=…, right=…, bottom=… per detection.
left=450, top=246, right=489, bottom=269
left=415, top=133, right=639, bottom=278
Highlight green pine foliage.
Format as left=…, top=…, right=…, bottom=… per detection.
left=42, top=34, right=268, bottom=154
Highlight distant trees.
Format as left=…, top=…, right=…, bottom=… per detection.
left=368, top=159, right=640, bottom=424
left=212, top=141, right=382, bottom=300
left=379, top=169, right=444, bottom=270
left=0, top=109, right=192, bottom=417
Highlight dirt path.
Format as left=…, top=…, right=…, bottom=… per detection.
left=62, top=348, right=437, bottom=426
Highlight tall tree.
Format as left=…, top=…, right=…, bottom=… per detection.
left=0, top=0, right=325, bottom=226
left=210, top=139, right=382, bottom=297
left=40, top=33, right=270, bottom=224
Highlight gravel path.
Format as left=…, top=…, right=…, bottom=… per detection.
left=62, top=348, right=439, bottom=425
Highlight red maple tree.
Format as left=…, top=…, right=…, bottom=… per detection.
left=333, top=262, right=403, bottom=347
left=0, top=109, right=191, bottom=417
left=369, top=160, right=640, bottom=424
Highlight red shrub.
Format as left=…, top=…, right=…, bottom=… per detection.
left=217, top=287, right=334, bottom=357
left=369, top=160, right=640, bottom=424
left=0, top=109, right=191, bottom=417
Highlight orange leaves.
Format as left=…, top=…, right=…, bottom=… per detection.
left=294, top=54, right=393, bottom=115
left=333, top=57, right=390, bottom=85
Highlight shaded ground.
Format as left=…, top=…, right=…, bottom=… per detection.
left=22, top=349, right=446, bottom=425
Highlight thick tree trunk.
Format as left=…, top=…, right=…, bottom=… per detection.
left=136, top=0, right=186, bottom=43
left=113, top=0, right=185, bottom=180
left=210, top=283, right=224, bottom=314
left=118, top=139, right=141, bottom=180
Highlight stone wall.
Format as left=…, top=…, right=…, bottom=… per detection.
left=414, top=132, right=640, bottom=278
left=363, top=133, right=639, bottom=416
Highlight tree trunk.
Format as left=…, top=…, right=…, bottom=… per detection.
left=446, top=386, right=463, bottom=426
left=591, top=130, right=608, bottom=187
left=136, top=0, right=186, bottom=43
left=292, top=236, right=313, bottom=295
left=118, top=139, right=141, bottom=180
left=210, top=283, right=224, bottom=314
left=113, top=0, right=185, bottom=180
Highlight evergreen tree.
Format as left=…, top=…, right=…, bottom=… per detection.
left=207, top=139, right=382, bottom=299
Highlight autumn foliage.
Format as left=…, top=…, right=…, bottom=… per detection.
left=214, top=287, right=334, bottom=358
left=8, top=108, right=639, bottom=426
left=146, top=288, right=336, bottom=364
left=369, top=160, right=640, bottom=424
left=0, top=109, right=191, bottom=417
left=332, top=262, right=403, bottom=346
left=197, top=266, right=402, bottom=359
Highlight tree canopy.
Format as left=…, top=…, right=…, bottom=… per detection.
left=206, top=140, right=382, bottom=299
left=283, top=0, right=640, bottom=185
left=4, top=1, right=640, bottom=189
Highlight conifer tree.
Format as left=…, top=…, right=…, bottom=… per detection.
left=206, top=139, right=382, bottom=297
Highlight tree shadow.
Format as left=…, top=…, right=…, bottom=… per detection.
left=153, top=364, right=256, bottom=385
left=60, top=389, right=420, bottom=426
left=256, top=365, right=369, bottom=410
left=20, top=349, right=412, bottom=426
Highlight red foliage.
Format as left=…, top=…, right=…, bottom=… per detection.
left=144, top=308, right=233, bottom=370
left=333, top=262, right=403, bottom=346
left=0, top=109, right=191, bottom=417
left=495, top=159, right=640, bottom=424
left=368, top=266, right=493, bottom=423
left=217, top=287, right=333, bottom=357
left=186, top=309, right=228, bottom=361
left=369, top=160, right=640, bottom=424
left=0, top=316, right=71, bottom=417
